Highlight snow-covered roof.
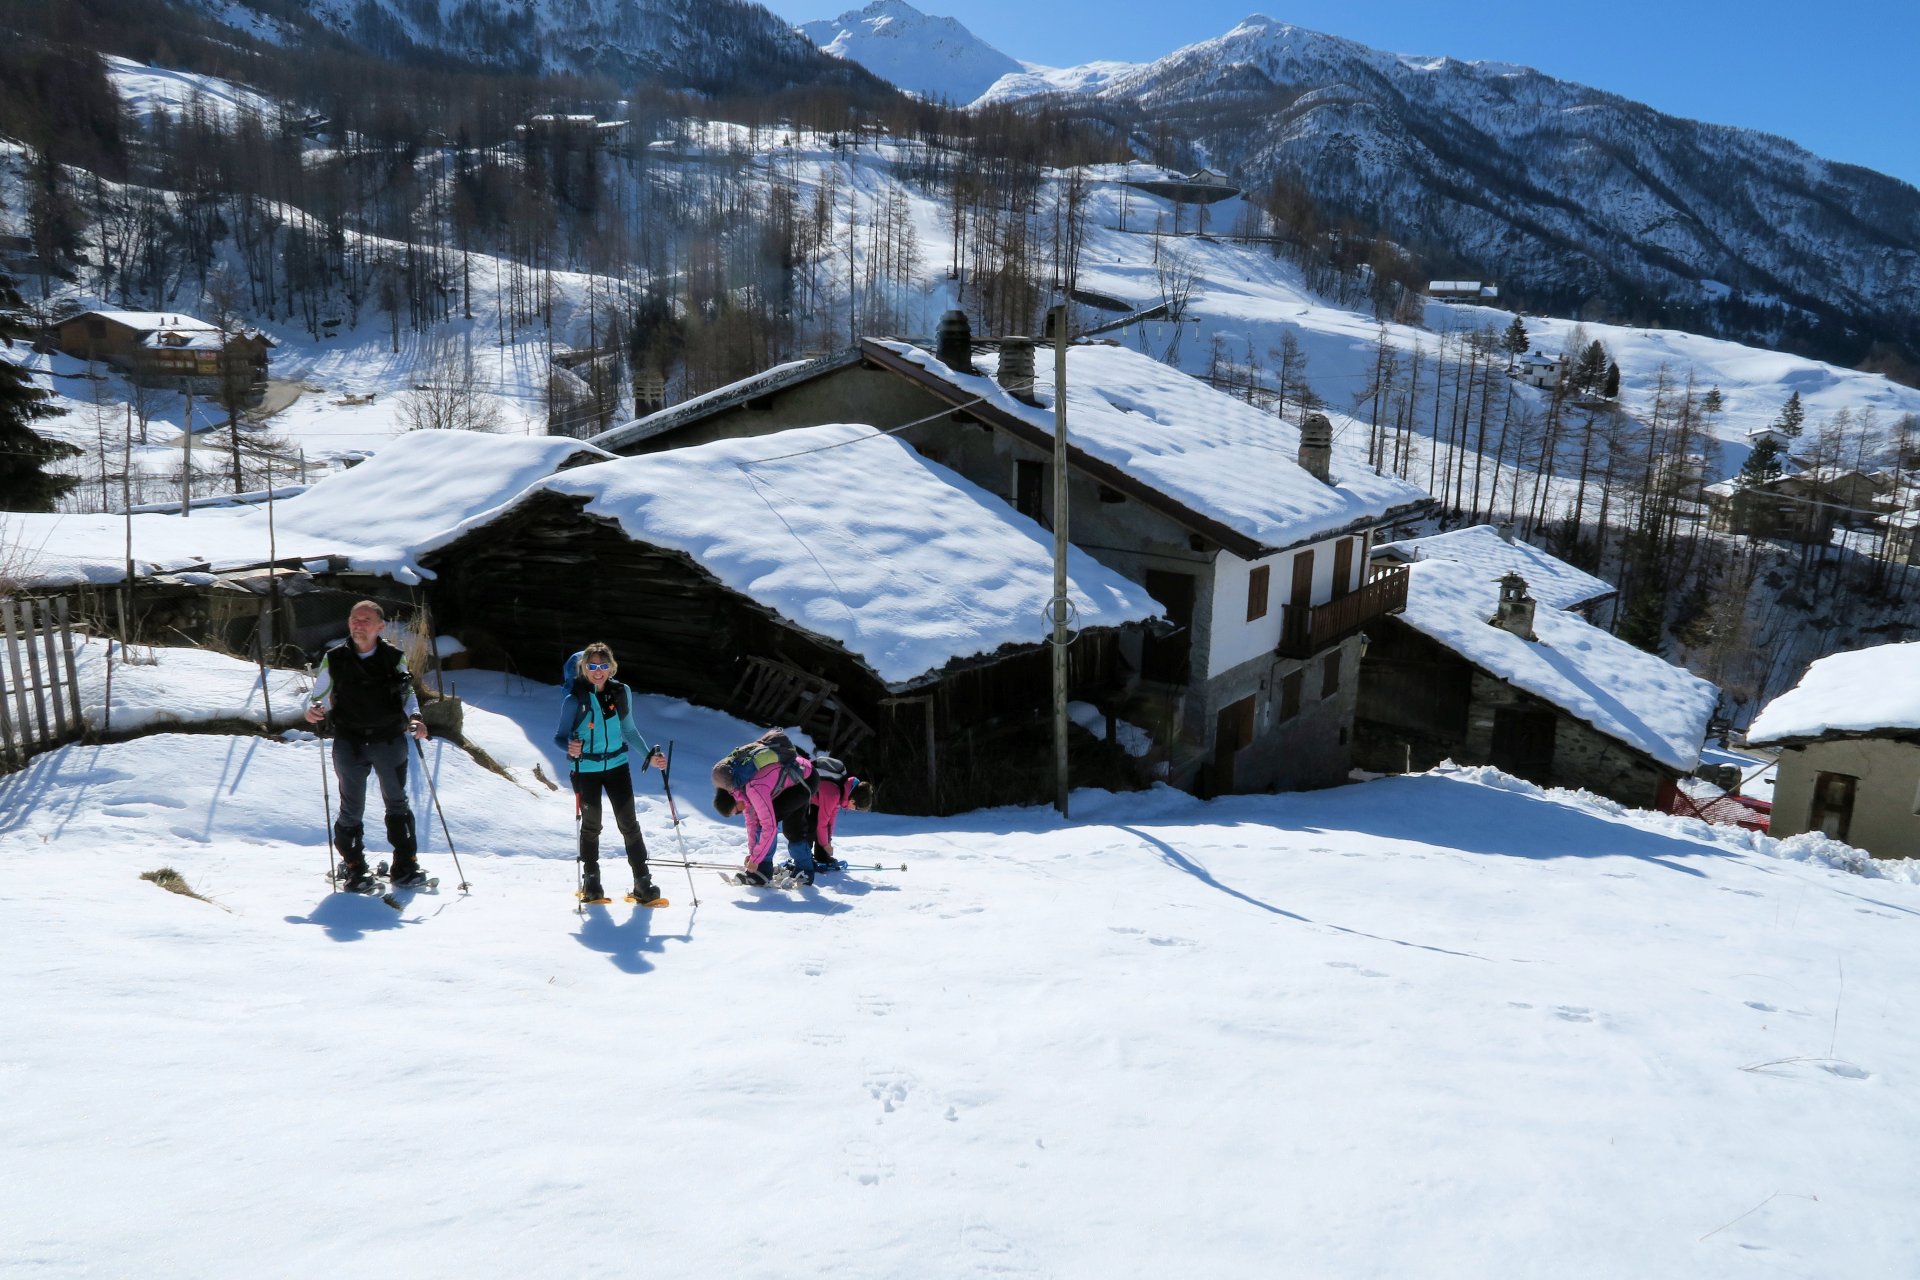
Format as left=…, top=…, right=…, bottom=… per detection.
left=1747, top=642, right=1920, bottom=745
left=869, top=339, right=1432, bottom=555
left=1397, top=559, right=1718, bottom=772
left=75, top=310, right=221, bottom=333
left=423, top=424, right=1161, bottom=688
left=1373, top=525, right=1616, bottom=611
left=3, top=432, right=608, bottom=589
left=590, top=349, right=863, bottom=453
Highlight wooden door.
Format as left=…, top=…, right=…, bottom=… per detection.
left=1285, top=549, right=1315, bottom=651
left=1490, top=708, right=1556, bottom=783
left=1213, top=694, right=1256, bottom=794
left=1014, top=459, right=1046, bottom=525
left=1810, top=771, right=1856, bottom=842
left=1142, top=569, right=1195, bottom=685
left=1332, top=537, right=1354, bottom=600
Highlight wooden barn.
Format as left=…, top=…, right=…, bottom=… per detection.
left=417, top=425, right=1162, bottom=814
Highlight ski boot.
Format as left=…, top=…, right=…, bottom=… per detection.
left=625, top=882, right=667, bottom=907
left=337, top=855, right=375, bottom=894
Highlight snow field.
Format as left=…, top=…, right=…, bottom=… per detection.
left=3, top=661, right=1918, bottom=1276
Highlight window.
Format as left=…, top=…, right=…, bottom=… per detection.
left=1014, top=459, right=1046, bottom=523
left=1321, top=650, right=1341, bottom=697
left=1279, top=670, right=1303, bottom=722
left=1246, top=565, right=1270, bottom=622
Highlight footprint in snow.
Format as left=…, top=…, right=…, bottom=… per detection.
left=1554, top=1006, right=1595, bottom=1022
left=1745, top=1001, right=1778, bottom=1013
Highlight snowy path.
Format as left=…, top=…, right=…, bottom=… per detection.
left=3, top=689, right=1918, bottom=1274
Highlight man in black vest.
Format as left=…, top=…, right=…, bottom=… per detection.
left=304, top=600, right=430, bottom=891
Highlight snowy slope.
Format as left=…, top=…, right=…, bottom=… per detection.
left=103, top=54, right=280, bottom=127
left=2, top=654, right=1917, bottom=1275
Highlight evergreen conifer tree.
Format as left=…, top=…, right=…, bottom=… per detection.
left=1776, top=390, right=1805, bottom=438
left=1736, top=436, right=1784, bottom=488
left=0, top=267, right=78, bottom=511
left=1603, top=360, right=1621, bottom=399
left=1502, top=314, right=1528, bottom=359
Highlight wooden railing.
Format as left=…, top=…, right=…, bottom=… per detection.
left=1, top=596, right=83, bottom=771
left=1277, top=563, right=1409, bottom=659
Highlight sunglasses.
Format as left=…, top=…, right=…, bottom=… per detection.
left=585, top=662, right=611, bottom=671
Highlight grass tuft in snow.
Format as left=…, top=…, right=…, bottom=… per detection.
left=140, top=867, right=214, bottom=906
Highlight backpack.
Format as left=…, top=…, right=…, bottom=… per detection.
left=714, top=729, right=805, bottom=792
left=810, top=753, right=849, bottom=786
left=561, top=650, right=585, bottom=687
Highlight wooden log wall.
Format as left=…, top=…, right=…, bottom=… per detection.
left=421, top=494, right=1136, bottom=814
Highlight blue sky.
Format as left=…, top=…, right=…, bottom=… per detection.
left=764, top=1, right=1920, bottom=188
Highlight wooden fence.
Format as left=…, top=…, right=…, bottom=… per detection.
left=0, top=596, right=83, bottom=770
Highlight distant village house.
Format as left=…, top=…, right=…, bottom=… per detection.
left=1746, top=642, right=1920, bottom=858
left=52, top=310, right=272, bottom=397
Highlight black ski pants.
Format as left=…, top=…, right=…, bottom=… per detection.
left=332, top=733, right=415, bottom=860
left=573, top=765, right=650, bottom=886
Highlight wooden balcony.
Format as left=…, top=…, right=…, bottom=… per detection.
left=1277, top=563, right=1409, bottom=659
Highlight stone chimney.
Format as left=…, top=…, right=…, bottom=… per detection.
left=1491, top=571, right=1537, bottom=640
left=1298, top=412, right=1333, bottom=484
left=997, top=336, right=1038, bottom=404
left=1497, top=520, right=1516, bottom=544
left=935, top=309, right=976, bottom=375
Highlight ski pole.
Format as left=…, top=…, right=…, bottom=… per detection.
left=412, top=734, right=470, bottom=892
left=658, top=741, right=700, bottom=907
left=571, top=754, right=585, bottom=915
left=318, top=717, right=336, bottom=883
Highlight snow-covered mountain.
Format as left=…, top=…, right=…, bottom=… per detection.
left=796, top=2, right=1137, bottom=108
left=803, top=9, right=1920, bottom=363
left=179, top=0, right=886, bottom=95
left=798, top=1, right=1021, bottom=104
left=1099, top=17, right=1920, bottom=353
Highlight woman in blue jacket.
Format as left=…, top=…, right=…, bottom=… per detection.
left=554, top=642, right=666, bottom=904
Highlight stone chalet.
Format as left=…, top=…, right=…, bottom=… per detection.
left=1747, top=642, right=1920, bottom=858
left=1355, top=556, right=1718, bottom=809
left=52, top=309, right=272, bottom=396
left=588, top=314, right=1435, bottom=796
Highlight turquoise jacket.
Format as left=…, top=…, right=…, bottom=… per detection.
left=554, top=679, right=653, bottom=774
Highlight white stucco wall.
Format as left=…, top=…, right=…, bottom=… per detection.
left=1207, top=535, right=1365, bottom=679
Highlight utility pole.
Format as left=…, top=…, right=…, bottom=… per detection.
left=1050, top=303, right=1071, bottom=817
left=180, top=389, right=194, bottom=517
